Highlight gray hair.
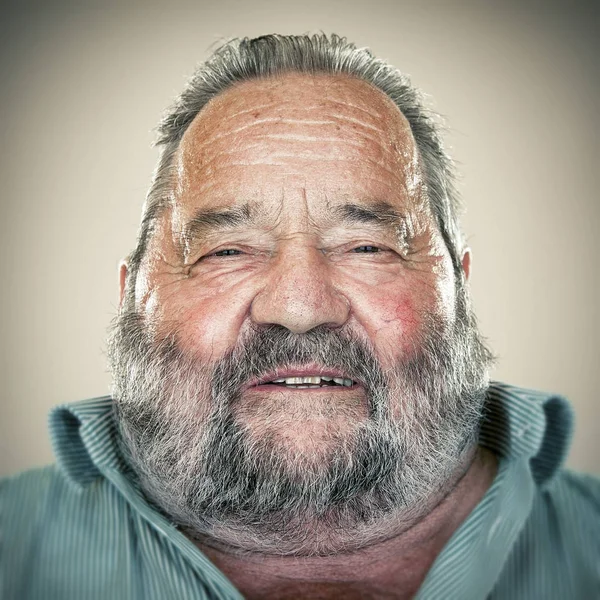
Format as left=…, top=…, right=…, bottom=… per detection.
left=125, top=33, right=465, bottom=299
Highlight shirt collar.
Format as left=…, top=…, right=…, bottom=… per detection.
left=49, top=396, right=123, bottom=489
left=478, top=382, right=573, bottom=487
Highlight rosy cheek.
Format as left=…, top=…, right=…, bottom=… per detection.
left=387, top=296, right=421, bottom=351
left=356, top=290, right=414, bottom=356
left=139, top=282, right=221, bottom=358
left=357, top=280, right=441, bottom=365
left=393, top=297, right=420, bottom=331
left=395, top=298, right=425, bottom=349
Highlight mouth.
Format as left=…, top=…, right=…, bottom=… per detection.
left=246, top=369, right=361, bottom=391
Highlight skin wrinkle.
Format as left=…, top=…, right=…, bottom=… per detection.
left=181, top=85, right=406, bottom=189
left=207, top=158, right=398, bottom=170
left=329, top=112, right=383, bottom=133
left=212, top=75, right=389, bottom=122
left=242, top=133, right=370, bottom=145
left=183, top=142, right=401, bottom=171
left=179, top=116, right=410, bottom=190
left=175, top=162, right=420, bottom=220
left=208, top=116, right=382, bottom=139
left=176, top=195, right=423, bottom=273
left=188, top=102, right=285, bottom=128
left=320, top=97, right=389, bottom=121
left=111, top=72, right=495, bottom=598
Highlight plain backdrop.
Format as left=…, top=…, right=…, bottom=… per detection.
left=1, top=0, right=598, bottom=476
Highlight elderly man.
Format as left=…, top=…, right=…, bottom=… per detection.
left=2, top=34, right=599, bottom=599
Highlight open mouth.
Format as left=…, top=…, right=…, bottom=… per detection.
left=257, top=376, right=356, bottom=390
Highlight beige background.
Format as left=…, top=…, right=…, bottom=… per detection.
left=1, top=0, right=598, bottom=477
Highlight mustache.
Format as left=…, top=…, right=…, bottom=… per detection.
left=211, top=324, right=391, bottom=417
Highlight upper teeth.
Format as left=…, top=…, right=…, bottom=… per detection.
left=270, top=376, right=354, bottom=386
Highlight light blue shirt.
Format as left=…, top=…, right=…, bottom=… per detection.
left=1, top=382, right=599, bottom=598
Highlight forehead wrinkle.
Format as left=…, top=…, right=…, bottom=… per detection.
left=180, top=140, right=403, bottom=176
left=203, top=157, right=407, bottom=177
left=175, top=73, right=425, bottom=230
left=330, top=113, right=382, bottom=134
left=193, top=113, right=390, bottom=152
left=180, top=124, right=385, bottom=186
left=207, top=117, right=341, bottom=141
left=178, top=156, right=417, bottom=205
left=193, top=128, right=394, bottom=164
left=254, top=128, right=391, bottom=148
left=242, top=133, right=369, bottom=145
left=191, top=74, right=404, bottom=135
left=194, top=92, right=346, bottom=137
left=180, top=73, right=414, bottom=152
left=186, top=122, right=409, bottom=170
left=198, top=99, right=281, bottom=122
left=321, top=97, right=391, bottom=123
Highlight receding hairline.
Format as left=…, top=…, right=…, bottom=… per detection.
left=188, top=70, right=409, bottom=111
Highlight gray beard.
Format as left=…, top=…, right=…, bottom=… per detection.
left=107, top=282, right=493, bottom=556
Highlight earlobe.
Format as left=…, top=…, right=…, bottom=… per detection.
left=461, top=248, right=471, bottom=281
left=118, top=260, right=129, bottom=310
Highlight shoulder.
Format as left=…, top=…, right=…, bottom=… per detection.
left=539, top=469, right=600, bottom=538
left=1, top=463, right=108, bottom=549
left=493, top=469, right=600, bottom=598
left=1, top=465, right=132, bottom=599
left=550, top=468, right=600, bottom=503
left=1, top=465, right=65, bottom=525
left=1, top=462, right=125, bottom=536
left=1, top=462, right=102, bottom=505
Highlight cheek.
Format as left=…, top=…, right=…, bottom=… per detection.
left=180, top=303, right=236, bottom=359
left=144, top=283, right=252, bottom=360
left=393, top=297, right=420, bottom=331
left=352, top=277, right=453, bottom=364
left=368, top=291, right=420, bottom=333
left=366, top=292, right=422, bottom=359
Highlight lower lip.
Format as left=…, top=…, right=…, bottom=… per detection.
left=248, top=383, right=362, bottom=393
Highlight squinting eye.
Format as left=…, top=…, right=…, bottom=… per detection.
left=211, top=249, right=242, bottom=257
left=353, top=245, right=381, bottom=253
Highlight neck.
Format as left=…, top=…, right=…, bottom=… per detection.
left=189, top=446, right=498, bottom=599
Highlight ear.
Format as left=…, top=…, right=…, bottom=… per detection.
left=461, top=247, right=472, bottom=281
left=118, top=259, right=129, bottom=310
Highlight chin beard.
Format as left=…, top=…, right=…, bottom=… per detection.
left=107, top=283, right=493, bottom=556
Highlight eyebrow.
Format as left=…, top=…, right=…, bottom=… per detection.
left=180, top=199, right=406, bottom=256
left=329, top=201, right=406, bottom=230
left=182, top=203, right=253, bottom=249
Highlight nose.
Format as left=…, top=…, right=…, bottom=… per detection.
left=250, top=245, right=350, bottom=334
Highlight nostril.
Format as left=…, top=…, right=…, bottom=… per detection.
left=250, top=280, right=351, bottom=335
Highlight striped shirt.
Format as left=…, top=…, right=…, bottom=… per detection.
left=1, top=382, right=599, bottom=599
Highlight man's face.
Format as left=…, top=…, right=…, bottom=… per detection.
left=110, top=74, right=491, bottom=553
left=135, top=74, right=455, bottom=442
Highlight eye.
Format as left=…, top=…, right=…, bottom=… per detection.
left=352, top=245, right=382, bottom=253
left=210, top=249, right=243, bottom=257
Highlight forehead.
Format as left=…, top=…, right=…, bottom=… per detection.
left=174, top=72, right=424, bottom=221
